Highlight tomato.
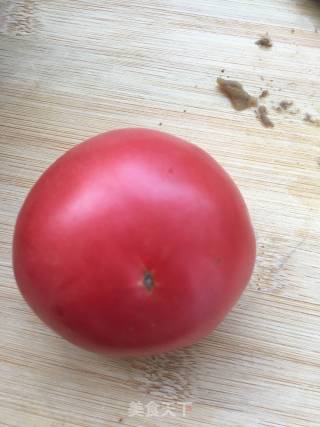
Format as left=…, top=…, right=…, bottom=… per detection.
left=13, top=128, right=255, bottom=356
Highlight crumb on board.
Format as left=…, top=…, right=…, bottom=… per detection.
left=289, top=108, right=300, bottom=115
left=274, top=100, right=300, bottom=115
left=217, top=78, right=257, bottom=111
left=118, top=417, right=123, bottom=423
left=280, top=100, right=293, bottom=110
left=274, top=100, right=294, bottom=112
left=221, top=68, right=225, bottom=73
left=259, top=89, right=269, bottom=98
left=291, top=29, right=295, bottom=34
left=255, top=105, right=274, bottom=128
left=304, top=113, right=320, bottom=126
left=255, top=35, right=273, bottom=48
left=158, top=122, right=163, bottom=126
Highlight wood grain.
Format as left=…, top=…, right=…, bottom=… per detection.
left=1, top=1, right=320, bottom=426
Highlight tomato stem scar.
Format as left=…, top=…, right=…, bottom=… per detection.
left=143, top=272, right=154, bottom=291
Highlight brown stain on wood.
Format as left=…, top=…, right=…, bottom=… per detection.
left=217, top=77, right=257, bottom=111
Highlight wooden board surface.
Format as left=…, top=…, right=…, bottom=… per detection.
left=1, top=1, right=320, bottom=426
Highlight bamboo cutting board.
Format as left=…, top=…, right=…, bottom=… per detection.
left=0, top=1, right=320, bottom=426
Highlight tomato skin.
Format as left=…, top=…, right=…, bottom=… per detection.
left=13, top=128, right=255, bottom=356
